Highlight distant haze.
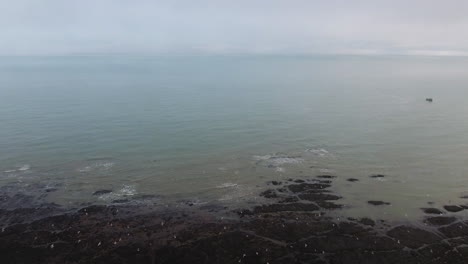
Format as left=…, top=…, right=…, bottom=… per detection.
left=1, top=0, right=468, bottom=55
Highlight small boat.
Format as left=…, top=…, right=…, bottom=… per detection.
left=426, top=98, right=433, bottom=102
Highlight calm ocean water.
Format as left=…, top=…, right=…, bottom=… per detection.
left=1, top=55, right=468, bottom=219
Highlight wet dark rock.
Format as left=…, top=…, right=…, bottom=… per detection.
left=330, top=250, right=417, bottom=264
left=347, top=178, right=359, bottom=182
left=359, top=218, right=376, bottom=226
left=288, top=183, right=330, bottom=193
left=370, top=174, right=385, bottom=178
left=332, top=221, right=371, bottom=235
left=444, top=205, right=464, bottom=212
left=154, top=230, right=285, bottom=264
left=425, top=216, right=457, bottom=226
left=387, top=226, right=441, bottom=249
left=298, top=193, right=341, bottom=201
left=457, top=245, right=468, bottom=258
left=260, top=189, right=278, bottom=199
left=0, top=193, right=43, bottom=209
left=278, top=196, right=299, bottom=203
left=269, top=181, right=282, bottom=185
left=368, top=200, right=391, bottom=206
left=92, top=190, right=113, bottom=196
left=198, top=204, right=226, bottom=212
left=252, top=203, right=320, bottom=214
left=439, top=221, right=468, bottom=238
left=236, top=209, right=254, bottom=217
left=317, top=175, right=336, bottom=179
left=248, top=219, right=335, bottom=242
left=316, top=201, right=343, bottom=209
left=1, top=178, right=468, bottom=264
left=133, top=194, right=159, bottom=200
left=417, top=243, right=455, bottom=261
left=276, top=187, right=287, bottom=193
left=303, top=223, right=402, bottom=253
left=78, top=205, right=109, bottom=214
left=316, top=179, right=332, bottom=184
left=421, top=208, right=444, bottom=215
left=112, top=199, right=129, bottom=204
left=0, top=207, right=63, bottom=226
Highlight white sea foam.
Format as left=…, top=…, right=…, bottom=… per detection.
left=252, top=155, right=272, bottom=161
left=253, top=154, right=304, bottom=165
left=275, top=167, right=285, bottom=173
left=306, top=148, right=334, bottom=157
left=120, top=185, right=136, bottom=196
left=78, top=166, right=92, bottom=173
left=101, top=162, right=114, bottom=169
left=78, top=162, right=114, bottom=173
left=18, top=164, right=30, bottom=171
left=98, top=184, right=137, bottom=201
left=4, top=164, right=30, bottom=173
left=216, top=183, right=238, bottom=188
left=218, top=184, right=253, bottom=201
left=270, top=157, right=304, bottom=165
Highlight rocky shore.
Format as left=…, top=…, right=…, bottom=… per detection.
left=1, top=176, right=468, bottom=263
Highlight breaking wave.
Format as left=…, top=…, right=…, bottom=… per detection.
left=305, top=148, right=333, bottom=157
left=97, top=185, right=137, bottom=201
left=78, top=162, right=114, bottom=173
left=253, top=155, right=304, bottom=166
left=4, top=164, right=30, bottom=173
left=216, top=183, right=238, bottom=188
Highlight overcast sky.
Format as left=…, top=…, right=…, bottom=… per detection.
left=1, top=0, right=468, bottom=55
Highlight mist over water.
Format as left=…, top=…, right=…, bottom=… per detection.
left=1, top=55, right=468, bottom=219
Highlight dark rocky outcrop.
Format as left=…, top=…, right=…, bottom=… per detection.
left=1, top=177, right=468, bottom=264
left=359, top=218, right=376, bottom=226
left=444, top=205, right=465, bottom=212
left=316, top=175, right=336, bottom=179
left=387, top=226, right=442, bottom=249
left=92, top=190, right=113, bottom=196
left=260, top=189, right=278, bottom=198
left=347, top=178, right=359, bottom=182
left=425, top=216, right=457, bottom=226
left=368, top=200, right=391, bottom=206
left=421, top=208, right=444, bottom=215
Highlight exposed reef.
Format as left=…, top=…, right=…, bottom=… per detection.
left=1, top=175, right=468, bottom=263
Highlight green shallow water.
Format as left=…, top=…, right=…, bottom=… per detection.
left=1, top=54, right=468, bottom=220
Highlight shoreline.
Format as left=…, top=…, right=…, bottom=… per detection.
left=1, top=176, right=468, bottom=263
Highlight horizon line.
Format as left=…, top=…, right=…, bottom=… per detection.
left=1, top=50, right=468, bottom=58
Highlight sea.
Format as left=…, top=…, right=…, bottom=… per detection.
left=1, top=54, right=468, bottom=220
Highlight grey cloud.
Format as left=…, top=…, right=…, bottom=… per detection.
left=1, top=0, right=468, bottom=55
